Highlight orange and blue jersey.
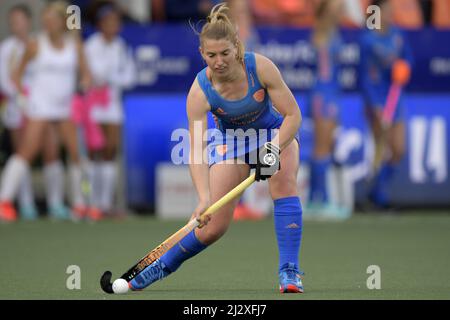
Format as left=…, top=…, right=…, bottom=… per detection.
left=197, top=52, right=283, bottom=133
left=359, top=26, right=414, bottom=122
left=197, top=52, right=296, bottom=166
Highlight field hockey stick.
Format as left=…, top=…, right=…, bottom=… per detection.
left=72, top=89, right=93, bottom=216
left=100, top=172, right=256, bottom=294
left=373, top=83, right=402, bottom=172
left=373, top=59, right=410, bottom=172
left=381, top=83, right=402, bottom=129
left=76, top=122, right=92, bottom=214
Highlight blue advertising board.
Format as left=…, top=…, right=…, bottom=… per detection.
left=124, top=93, right=450, bottom=208
left=117, top=25, right=450, bottom=93
left=108, top=25, right=450, bottom=208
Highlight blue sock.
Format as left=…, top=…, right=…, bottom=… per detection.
left=274, top=197, right=303, bottom=271
left=309, top=156, right=331, bottom=203
left=371, top=163, right=395, bottom=206
left=159, top=229, right=208, bottom=273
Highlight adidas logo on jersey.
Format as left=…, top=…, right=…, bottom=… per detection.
left=285, top=223, right=300, bottom=229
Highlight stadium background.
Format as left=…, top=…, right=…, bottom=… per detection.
left=1, top=0, right=449, bottom=216
left=0, top=0, right=450, bottom=301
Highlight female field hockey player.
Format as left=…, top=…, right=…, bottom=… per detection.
left=83, top=1, right=136, bottom=220
left=0, top=4, right=67, bottom=221
left=0, top=1, right=92, bottom=221
left=129, top=3, right=304, bottom=293
left=360, top=0, right=413, bottom=208
left=0, top=4, right=39, bottom=221
left=307, top=0, right=349, bottom=218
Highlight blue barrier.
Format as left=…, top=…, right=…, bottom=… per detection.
left=115, top=25, right=450, bottom=93
left=124, top=93, right=450, bottom=208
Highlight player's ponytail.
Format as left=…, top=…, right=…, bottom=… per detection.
left=199, top=3, right=245, bottom=65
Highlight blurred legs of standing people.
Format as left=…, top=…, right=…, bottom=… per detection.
left=42, top=125, right=70, bottom=220
left=0, top=115, right=66, bottom=221
left=87, top=124, right=121, bottom=219
left=1, top=117, right=38, bottom=221
left=360, top=0, right=412, bottom=209
left=306, top=0, right=351, bottom=220
left=0, top=119, right=83, bottom=221
left=366, top=107, right=406, bottom=208
left=84, top=1, right=136, bottom=219
left=0, top=1, right=92, bottom=222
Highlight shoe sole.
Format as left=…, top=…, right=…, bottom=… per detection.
left=280, top=284, right=304, bottom=293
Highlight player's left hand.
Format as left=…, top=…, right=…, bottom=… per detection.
left=191, top=199, right=211, bottom=228
left=392, top=59, right=411, bottom=86
left=255, top=142, right=280, bottom=181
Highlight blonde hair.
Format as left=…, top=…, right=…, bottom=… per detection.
left=43, top=0, right=79, bottom=35
left=198, top=3, right=245, bottom=65
left=44, top=0, right=69, bottom=19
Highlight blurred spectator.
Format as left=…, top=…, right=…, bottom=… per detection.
left=164, top=0, right=218, bottom=22
left=0, top=4, right=39, bottom=220
left=250, top=0, right=317, bottom=27
left=0, top=0, right=92, bottom=222
left=78, top=0, right=142, bottom=25
left=359, top=0, right=414, bottom=208
left=116, top=0, right=150, bottom=23
left=0, top=3, right=67, bottom=222
left=306, top=0, right=350, bottom=218
left=432, top=0, right=450, bottom=28
left=83, top=0, right=136, bottom=219
left=228, top=0, right=260, bottom=51
left=341, top=0, right=366, bottom=27
left=390, top=0, right=424, bottom=29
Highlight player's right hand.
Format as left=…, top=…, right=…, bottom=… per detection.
left=191, top=199, right=211, bottom=228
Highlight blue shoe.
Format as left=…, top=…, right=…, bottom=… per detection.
left=48, top=204, right=71, bottom=220
left=19, top=204, right=39, bottom=221
left=321, top=203, right=352, bottom=220
left=129, top=259, right=171, bottom=290
left=279, top=263, right=304, bottom=293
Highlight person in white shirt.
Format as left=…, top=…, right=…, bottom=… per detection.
left=0, top=4, right=66, bottom=221
left=0, top=1, right=92, bottom=222
left=84, top=2, right=136, bottom=219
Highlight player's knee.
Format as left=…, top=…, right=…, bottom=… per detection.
left=67, top=150, right=80, bottom=164
left=270, top=177, right=298, bottom=199
left=102, top=145, right=117, bottom=161
left=313, top=146, right=332, bottom=159
left=17, top=146, right=38, bottom=163
left=391, top=145, right=405, bottom=164
left=42, top=146, right=60, bottom=163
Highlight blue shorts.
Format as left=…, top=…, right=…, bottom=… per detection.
left=363, top=84, right=404, bottom=123
left=310, top=90, right=340, bottom=120
left=207, top=128, right=300, bottom=167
